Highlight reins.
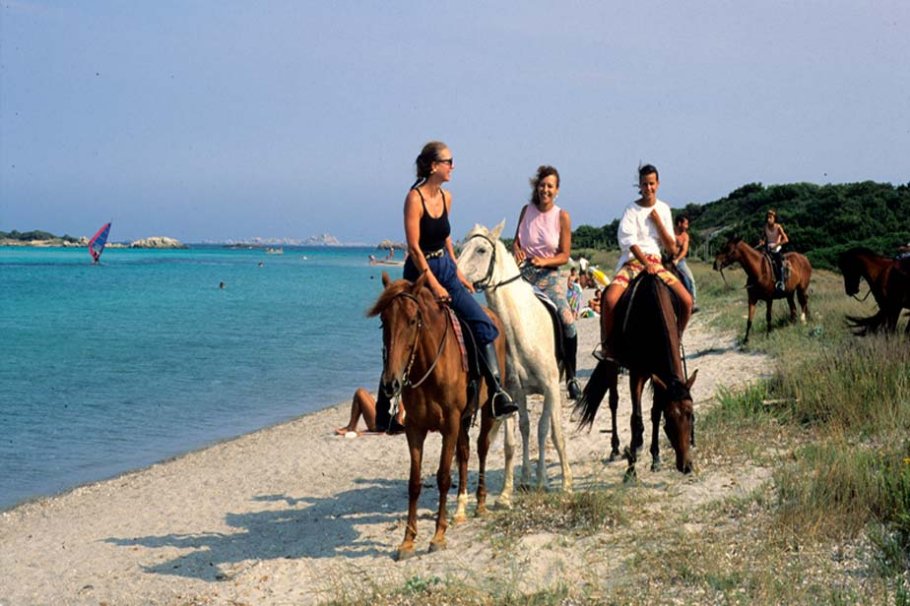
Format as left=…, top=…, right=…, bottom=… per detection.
left=467, top=233, right=524, bottom=292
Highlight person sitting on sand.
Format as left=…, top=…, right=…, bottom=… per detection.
left=335, top=388, right=405, bottom=436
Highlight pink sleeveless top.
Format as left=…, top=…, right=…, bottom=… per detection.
left=518, top=203, right=561, bottom=259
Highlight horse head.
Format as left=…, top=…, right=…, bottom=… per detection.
left=651, top=370, right=698, bottom=474
left=368, top=271, right=433, bottom=398
left=712, top=235, right=743, bottom=272
left=458, top=220, right=515, bottom=291
left=837, top=248, right=866, bottom=297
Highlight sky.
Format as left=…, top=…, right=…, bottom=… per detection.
left=1, top=1, right=908, bottom=244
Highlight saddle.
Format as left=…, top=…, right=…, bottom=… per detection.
left=529, top=286, right=565, bottom=363
left=610, top=272, right=682, bottom=369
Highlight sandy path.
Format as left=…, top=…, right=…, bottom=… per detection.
left=0, top=311, right=773, bottom=606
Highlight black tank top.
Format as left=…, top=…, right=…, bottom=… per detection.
left=415, top=188, right=450, bottom=253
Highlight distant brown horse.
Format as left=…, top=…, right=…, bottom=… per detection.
left=713, top=236, right=812, bottom=343
left=368, top=271, right=502, bottom=560
left=837, top=247, right=910, bottom=336
left=574, top=273, right=697, bottom=478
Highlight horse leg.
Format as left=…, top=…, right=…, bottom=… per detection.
left=428, top=421, right=458, bottom=553
left=744, top=299, right=756, bottom=344
left=533, top=384, right=554, bottom=491
left=397, top=429, right=427, bottom=561
left=765, top=298, right=773, bottom=335
left=495, top=375, right=519, bottom=509
left=624, top=374, right=646, bottom=482
left=476, top=413, right=497, bottom=516
left=797, top=286, right=810, bottom=322
left=608, top=362, right=621, bottom=461
left=453, top=414, right=471, bottom=525
left=516, top=388, right=533, bottom=492
left=649, top=394, right=662, bottom=472
left=496, top=414, right=516, bottom=509
left=545, top=382, right=573, bottom=493
left=787, top=292, right=798, bottom=323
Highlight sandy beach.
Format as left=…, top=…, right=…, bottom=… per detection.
left=0, top=312, right=772, bottom=606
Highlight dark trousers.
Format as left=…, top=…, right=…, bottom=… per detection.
left=403, top=255, right=499, bottom=344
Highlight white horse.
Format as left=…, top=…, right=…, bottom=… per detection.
left=457, top=221, right=573, bottom=506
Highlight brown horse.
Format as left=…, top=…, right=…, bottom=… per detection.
left=713, top=236, right=812, bottom=344
left=574, top=273, right=697, bottom=479
left=838, top=247, right=910, bottom=336
left=368, top=271, right=502, bottom=560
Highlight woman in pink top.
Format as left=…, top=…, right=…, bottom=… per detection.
left=511, top=165, right=581, bottom=400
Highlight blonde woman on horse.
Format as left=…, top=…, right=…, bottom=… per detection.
left=600, top=164, right=693, bottom=360
left=402, top=141, right=516, bottom=418
left=511, top=165, right=582, bottom=400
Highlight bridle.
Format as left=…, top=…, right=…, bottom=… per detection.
left=840, top=260, right=872, bottom=303
left=466, top=233, right=524, bottom=292
left=382, top=291, right=449, bottom=397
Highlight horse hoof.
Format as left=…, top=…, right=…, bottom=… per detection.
left=453, top=513, right=467, bottom=525
left=396, top=547, right=416, bottom=561
left=651, top=461, right=661, bottom=472
left=495, top=497, right=513, bottom=510
left=606, top=449, right=621, bottom=463
left=428, top=540, right=447, bottom=553
left=623, top=467, right=637, bottom=484
left=475, top=504, right=489, bottom=517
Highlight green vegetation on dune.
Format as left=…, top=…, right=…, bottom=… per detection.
left=572, top=180, right=910, bottom=270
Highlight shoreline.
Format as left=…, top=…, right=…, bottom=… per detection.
left=0, top=314, right=773, bottom=605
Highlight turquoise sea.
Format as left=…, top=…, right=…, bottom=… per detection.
left=0, top=245, right=398, bottom=511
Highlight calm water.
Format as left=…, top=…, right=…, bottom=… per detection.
left=0, top=245, right=398, bottom=510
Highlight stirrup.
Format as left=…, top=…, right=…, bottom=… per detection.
left=567, top=378, right=582, bottom=400
left=491, top=390, right=518, bottom=419
left=592, top=344, right=617, bottom=363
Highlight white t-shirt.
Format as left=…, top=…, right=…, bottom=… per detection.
left=615, top=198, right=673, bottom=270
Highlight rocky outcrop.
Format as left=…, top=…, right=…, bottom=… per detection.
left=129, top=236, right=186, bottom=249
left=376, top=239, right=406, bottom=250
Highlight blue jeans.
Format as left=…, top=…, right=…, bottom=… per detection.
left=676, top=259, right=697, bottom=304
left=403, top=255, right=499, bottom=344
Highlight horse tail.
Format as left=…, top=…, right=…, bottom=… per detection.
left=845, top=311, right=885, bottom=335
left=573, top=359, right=613, bottom=431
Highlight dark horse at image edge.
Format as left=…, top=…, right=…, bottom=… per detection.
left=574, top=273, right=697, bottom=478
left=837, top=247, right=910, bottom=337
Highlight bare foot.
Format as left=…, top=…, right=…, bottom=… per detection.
left=334, top=426, right=355, bottom=436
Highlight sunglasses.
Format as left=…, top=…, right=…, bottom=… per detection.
left=435, top=158, right=454, bottom=166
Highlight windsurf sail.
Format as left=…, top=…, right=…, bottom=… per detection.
left=89, top=222, right=111, bottom=263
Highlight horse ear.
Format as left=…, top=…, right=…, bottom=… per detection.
left=413, top=269, right=429, bottom=291
left=491, top=220, right=506, bottom=239
left=685, top=369, right=699, bottom=389
left=381, top=271, right=391, bottom=287
left=651, top=374, right=668, bottom=391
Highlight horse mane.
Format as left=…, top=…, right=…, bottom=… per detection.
left=614, top=273, right=681, bottom=380
left=367, top=278, right=433, bottom=318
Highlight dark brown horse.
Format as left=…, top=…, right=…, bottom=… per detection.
left=368, top=271, right=502, bottom=560
left=838, top=247, right=910, bottom=336
left=574, top=273, right=697, bottom=479
left=713, top=236, right=812, bottom=343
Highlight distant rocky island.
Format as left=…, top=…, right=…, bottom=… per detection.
left=221, top=233, right=342, bottom=247
left=2, top=229, right=403, bottom=250
left=0, top=230, right=185, bottom=249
